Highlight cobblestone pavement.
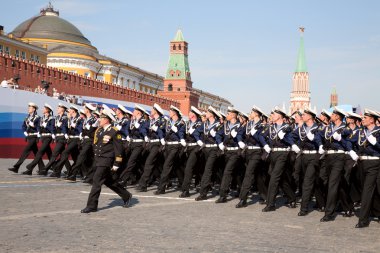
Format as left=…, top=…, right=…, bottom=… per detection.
left=1, top=159, right=379, bottom=253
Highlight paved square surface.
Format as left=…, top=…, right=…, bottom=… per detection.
left=1, top=159, right=379, bottom=252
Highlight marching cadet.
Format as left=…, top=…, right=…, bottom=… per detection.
left=9, top=102, right=43, bottom=174
left=292, top=109, right=323, bottom=216
left=41, top=103, right=69, bottom=175
left=320, top=107, right=354, bottom=222
left=194, top=106, right=224, bottom=201
left=81, top=110, right=132, bottom=213
left=66, top=103, right=97, bottom=181
left=136, top=104, right=166, bottom=192
left=236, top=106, right=271, bottom=208
left=178, top=106, right=203, bottom=198
left=119, top=105, right=149, bottom=186
left=23, top=104, right=55, bottom=175
left=353, top=109, right=380, bottom=228
left=50, top=105, right=83, bottom=178
left=214, top=107, right=245, bottom=203
left=154, top=105, right=186, bottom=195
left=262, top=107, right=298, bottom=212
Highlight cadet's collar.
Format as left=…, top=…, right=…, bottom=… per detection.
left=103, top=124, right=112, bottom=131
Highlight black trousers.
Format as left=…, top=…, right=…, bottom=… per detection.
left=13, top=136, right=44, bottom=170
left=181, top=146, right=201, bottom=192
left=266, top=151, right=296, bottom=207
left=324, top=153, right=346, bottom=216
left=69, top=139, right=94, bottom=177
left=199, top=147, right=219, bottom=196
left=86, top=166, right=131, bottom=210
left=43, top=137, right=67, bottom=171
left=219, top=150, right=240, bottom=197
left=157, top=144, right=180, bottom=191
left=239, top=149, right=263, bottom=201
left=120, top=142, right=144, bottom=182
left=25, top=136, right=52, bottom=171
left=139, top=143, right=161, bottom=187
left=358, top=159, right=380, bottom=223
left=299, top=153, right=320, bottom=211
left=53, top=139, right=80, bottom=174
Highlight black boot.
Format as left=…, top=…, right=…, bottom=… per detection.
left=8, top=167, right=19, bottom=173
left=179, top=191, right=190, bottom=198
left=236, top=199, right=248, bottom=208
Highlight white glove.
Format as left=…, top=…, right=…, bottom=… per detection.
left=52, top=134, right=56, bottom=140
left=144, top=136, right=149, bottom=142
left=28, top=121, right=34, bottom=127
left=134, top=121, right=140, bottom=128
left=92, top=121, right=99, bottom=128
left=171, top=125, right=178, bottom=133
left=367, top=134, right=377, bottom=145
left=180, top=139, right=186, bottom=147
left=64, top=134, right=69, bottom=140
left=42, top=122, right=47, bottom=128
left=111, top=166, right=119, bottom=172
left=70, top=122, right=76, bottom=128
left=210, top=129, right=216, bottom=137
left=37, top=133, right=41, bottom=138
left=85, top=124, right=91, bottom=130
left=151, top=125, right=158, bottom=131
left=318, top=145, right=325, bottom=155
left=160, top=139, right=166, bottom=145
left=197, top=140, right=204, bottom=147
left=57, top=121, right=62, bottom=127
left=231, top=129, right=237, bottom=138
left=306, top=132, right=315, bottom=141
left=349, top=150, right=359, bottom=161
left=115, top=125, right=121, bottom=131
left=189, top=128, right=195, bottom=134
left=263, top=144, right=271, bottom=153
left=278, top=130, right=285, bottom=140
left=292, top=144, right=301, bottom=154
left=238, top=141, right=245, bottom=149
left=250, top=128, right=257, bottom=136
left=332, top=132, right=342, bottom=141
left=23, top=131, right=28, bottom=137
left=126, top=136, right=131, bottom=142
left=218, top=143, right=225, bottom=151
left=79, top=133, right=83, bottom=140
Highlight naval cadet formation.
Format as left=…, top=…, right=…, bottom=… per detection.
left=7, top=101, right=380, bottom=229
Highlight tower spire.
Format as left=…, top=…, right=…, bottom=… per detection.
left=295, top=27, right=307, bottom=73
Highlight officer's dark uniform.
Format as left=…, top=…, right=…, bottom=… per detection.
left=179, top=118, right=203, bottom=197
left=216, top=120, right=244, bottom=203
left=352, top=120, right=380, bottom=227
left=264, top=122, right=297, bottom=211
left=320, top=121, right=352, bottom=221
left=137, top=115, right=166, bottom=191
left=42, top=113, right=69, bottom=175
left=51, top=113, right=83, bottom=177
left=294, top=122, right=323, bottom=215
left=155, top=117, right=186, bottom=194
left=82, top=124, right=132, bottom=212
left=9, top=110, right=44, bottom=173
left=119, top=116, right=148, bottom=185
left=24, top=113, right=55, bottom=175
left=67, top=114, right=98, bottom=181
left=237, top=120, right=269, bottom=207
left=195, top=118, right=224, bottom=200
left=113, top=114, right=130, bottom=175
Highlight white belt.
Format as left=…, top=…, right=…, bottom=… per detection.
left=187, top=143, right=198, bottom=146
left=28, top=133, right=38, bottom=136
left=345, top=151, right=349, bottom=154
left=69, top=135, right=80, bottom=139
left=326, top=150, right=345, bottom=154
left=150, top=139, right=160, bottom=143
left=302, top=150, right=317, bottom=154
left=41, top=133, right=52, bottom=136
left=205, top=144, right=217, bottom=148
left=226, top=147, right=239, bottom=151
left=167, top=141, right=179, bottom=145
left=83, top=136, right=90, bottom=139
left=247, top=146, right=261, bottom=150
left=56, top=133, right=64, bottom=136
left=131, top=139, right=144, bottom=143
left=359, top=156, right=380, bottom=160
left=273, top=148, right=290, bottom=151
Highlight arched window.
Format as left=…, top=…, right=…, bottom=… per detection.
left=168, top=84, right=173, bottom=91
left=178, top=44, right=182, bottom=50
left=173, top=45, right=176, bottom=50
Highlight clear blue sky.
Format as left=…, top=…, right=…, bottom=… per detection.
left=2, top=0, right=380, bottom=113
